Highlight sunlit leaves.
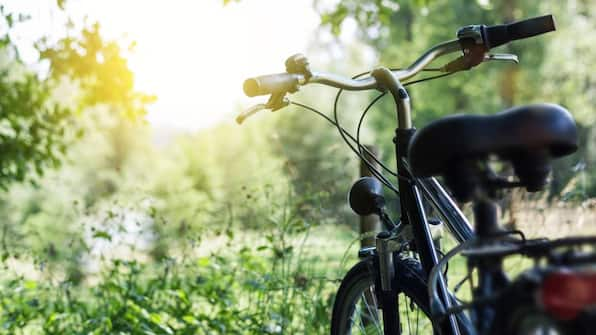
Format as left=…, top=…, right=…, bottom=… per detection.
left=318, top=0, right=429, bottom=36
left=0, top=5, right=156, bottom=190
left=37, top=22, right=156, bottom=120
left=56, top=0, right=67, bottom=10
left=222, top=0, right=240, bottom=6
left=320, top=3, right=349, bottom=36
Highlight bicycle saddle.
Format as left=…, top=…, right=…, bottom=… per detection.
left=408, top=104, right=578, bottom=199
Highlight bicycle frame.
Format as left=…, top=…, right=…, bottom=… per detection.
left=242, top=16, right=571, bottom=333
left=415, top=177, right=473, bottom=244
left=375, top=64, right=534, bottom=334
left=373, top=67, right=476, bottom=334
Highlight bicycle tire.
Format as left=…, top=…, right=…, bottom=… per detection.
left=331, top=257, right=436, bottom=335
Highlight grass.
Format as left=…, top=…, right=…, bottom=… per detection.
left=0, top=223, right=361, bottom=334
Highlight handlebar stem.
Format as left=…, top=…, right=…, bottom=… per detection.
left=371, top=67, right=412, bottom=129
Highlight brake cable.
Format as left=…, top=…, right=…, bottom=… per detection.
left=356, top=92, right=387, bottom=171
left=353, top=70, right=459, bottom=177
left=290, top=100, right=400, bottom=194
left=333, top=86, right=401, bottom=193
left=336, top=68, right=458, bottom=193
left=338, top=70, right=400, bottom=179
left=287, top=67, right=458, bottom=194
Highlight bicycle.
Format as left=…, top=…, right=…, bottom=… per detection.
left=239, top=14, right=596, bottom=335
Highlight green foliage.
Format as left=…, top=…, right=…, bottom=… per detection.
left=0, top=251, right=336, bottom=334
left=0, top=68, right=70, bottom=189
left=317, top=0, right=596, bottom=198
left=0, top=5, right=153, bottom=190
left=0, top=8, right=71, bottom=190
left=535, top=2, right=596, bottom=126
left=0, top=189, right=351, bottom=334
left=273, top=108, right=356, bottom=225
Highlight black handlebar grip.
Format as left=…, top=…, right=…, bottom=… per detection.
left=483, top=14, right=556, bottom=49
left=243, top=73, right=301, bottom=97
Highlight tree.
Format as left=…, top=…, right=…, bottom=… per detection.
left=316, top=0, right=596, bottom=198
left=0, top=4, right=153, bottom=190
left=0, top=2, right=155, bottom=276
left=0, top=7, right=70, bottom=190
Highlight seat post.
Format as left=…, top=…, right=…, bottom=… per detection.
left=470, top=198, right=508, bottom=333
left=472, top=199, right=500, bottom=238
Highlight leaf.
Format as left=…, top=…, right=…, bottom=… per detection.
left=23, top=280, right=37, bottom=290
left=149, top=312, right=162, bottom=324
left=197, top=257, right=210, bottom=267
left=56, top=0, right=67, bottom=10
left=92, top=230, right=112, bottom=241
left=175, top=289, right=189, bottom=305
left=182, top=315, right=197, bottom=324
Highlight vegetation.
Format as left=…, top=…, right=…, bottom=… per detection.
left=0, top=0, right=594, bottom=333
left=320, top=0, right=596, bottom=197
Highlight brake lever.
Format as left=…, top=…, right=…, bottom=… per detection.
left=484, top=53, right=519, bottom=64
left=236, top=93, right=290, bottom=125
left=236, top=103, right=267, bottom=124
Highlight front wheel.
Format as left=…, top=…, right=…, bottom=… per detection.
left=331, top=257, right=435, bottom=335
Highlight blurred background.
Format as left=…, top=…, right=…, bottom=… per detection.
left=0, top=0, right=594, bottom=333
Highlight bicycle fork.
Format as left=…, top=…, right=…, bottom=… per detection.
left=376, top=231, right=401, bottom=334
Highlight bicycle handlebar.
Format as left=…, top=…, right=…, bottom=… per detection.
left=241, top=15, right=557, bottom=116
left=243, top=39, right=461, bottom=97
left=243, top=73, right=302, bottom=97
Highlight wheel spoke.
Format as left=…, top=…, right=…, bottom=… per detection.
left=332, top=260, right=434, bottom=335
left=344, top=284, right=434, bottom=334
left=404, top=294, right=412, bottom=334
left=363, top=287, right=382, bottom=333
left=415, top=300, right=420, bottom=335
left=353, top=287, right=381, bottom=334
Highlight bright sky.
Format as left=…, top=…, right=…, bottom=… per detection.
left=4, top=0, right=323, bottom=130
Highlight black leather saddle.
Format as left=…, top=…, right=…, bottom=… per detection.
left=408, top=104, right=578, bottom=198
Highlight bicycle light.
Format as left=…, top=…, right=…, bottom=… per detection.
left=348, top=177, right=385, bottom=216
left=540, top=271, right=596, bottom=320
